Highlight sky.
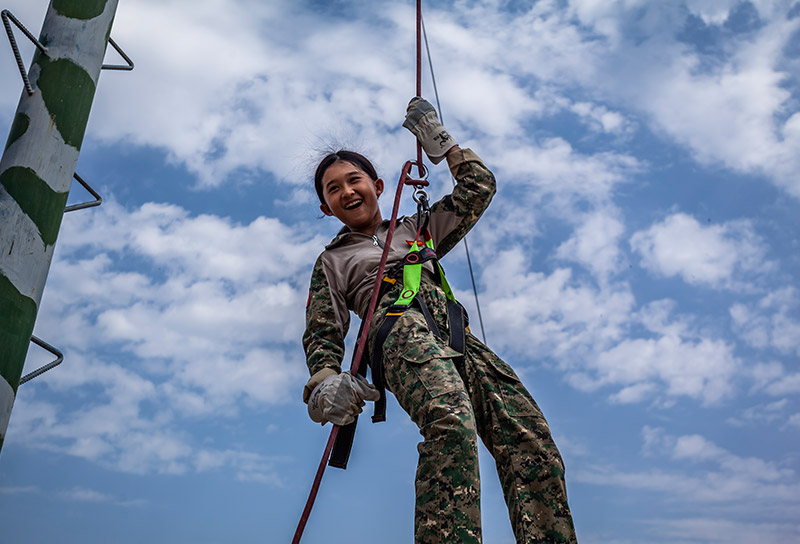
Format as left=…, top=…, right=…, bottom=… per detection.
left=1, top=0, right=799, bottom=542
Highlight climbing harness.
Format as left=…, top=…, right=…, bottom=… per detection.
left=368, top=189, right=469, bottom=424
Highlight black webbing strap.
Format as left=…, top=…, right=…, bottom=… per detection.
left=328, top=418, right=358, bottom=469
left=369, top=308, right=402, bottom=423
left=416, top=296, right=441, bottom=338
left=447, top=299, right=467, bottom=358
left=328, top=320, right=368, bottom=470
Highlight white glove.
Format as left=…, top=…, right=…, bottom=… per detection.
left=403, top=97, right=457, bottom=164
left=307, top=372, right=380, bottom=426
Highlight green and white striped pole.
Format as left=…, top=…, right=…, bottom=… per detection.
left=0, top=0, right=119, bottom=453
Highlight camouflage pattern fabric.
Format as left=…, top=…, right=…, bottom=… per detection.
left=302, top=254, right=345, bottom=380
left=427, top=151, right=496, bottom=259
left=372, top=280, right=577, bottom=543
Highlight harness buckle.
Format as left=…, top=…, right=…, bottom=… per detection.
left=385, top=304, right=409, bottom=317
left=412, top=187, right=430, bottom=206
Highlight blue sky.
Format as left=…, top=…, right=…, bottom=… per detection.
left=1, top=0, right=799, bottom=542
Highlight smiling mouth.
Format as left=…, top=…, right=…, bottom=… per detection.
left=344, top=199, right=363, bottom=210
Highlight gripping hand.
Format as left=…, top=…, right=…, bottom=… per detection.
left=307, top=372, right=380, bottom=426
left=403, top=97, right=458, bottom=164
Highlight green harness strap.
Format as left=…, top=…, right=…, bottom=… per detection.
left=390, top=238, right=457, bottom=311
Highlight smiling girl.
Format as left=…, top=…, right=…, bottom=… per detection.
left=302, top=98, right=577, bottom=544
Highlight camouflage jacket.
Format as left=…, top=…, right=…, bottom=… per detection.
left=302, top=148, right=496, bottom=400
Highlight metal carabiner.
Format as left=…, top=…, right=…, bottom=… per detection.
left=412, top=187, right=430, bottom=207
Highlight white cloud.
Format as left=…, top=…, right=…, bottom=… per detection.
left=556, top=209, right=626, bottom=279
left=647, top=33, right=797, bottom=183
left=0, top=485, right=146, bottom=507
left=762, top=372, right=800, bottom=396
left=570, top=299, right=741, bottom=405
left=749, top=361, right=786, bottom=389
left=576, top=427, right=800, bottom=512
left=684, top=0, right=742, bottom=25
left=570, top=101, right=632, bottom=134
left=651, top=517, right=800, bottom=544
left=481, top=247, right=635, bottom=364
left=567, top=0, right=649, bottom=44
left=626, top=9, right=800, bottom=197
left=492, top=138, right=640, bottom=211
left=631, top=213, right=770, bottom=289
left=590, top=330, right=739, bottom=405
left=0, top=486, right=38, bottom=495
left=731, top=287, right=800, bottom=355
left=45, top=200, right=323, bottom=362
left=12, top=380, right=289, bottom=483
left=609, top=382, right=657, bottom=404
left=672, top=434, right=728, bottom=461
left=477, top=235, right=742, bottom=406
left=529, top=86, right=636, bottom=136
left=558, top=1, right=800, bottom=199
left=11, top=199, right=322, bottom=475
left=57, top=487, right=115, bottom=503
left=193, top=449, right=284, bottom=485
left=654, top=427, right=794, bottom=484
left=745, top=360, right=800, bottom=398
left=727, top=399, right=790, bottom=427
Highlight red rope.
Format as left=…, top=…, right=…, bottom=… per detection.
left=292, top=161, right=418, bottom=543
left=415, top=0, right=424, bottom=178
left=291, top=2, right=425, bottom=541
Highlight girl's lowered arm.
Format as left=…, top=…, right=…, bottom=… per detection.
left=301, top=256, right=348, bottom=402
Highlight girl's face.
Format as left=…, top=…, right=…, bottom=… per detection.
left=320, top=160, right=384, bottom=235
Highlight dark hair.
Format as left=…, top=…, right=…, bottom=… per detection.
left=314, top=150, right=379, bottom=205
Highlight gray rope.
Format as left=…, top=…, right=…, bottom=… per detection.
left=421, top=13, right=487, bottom=344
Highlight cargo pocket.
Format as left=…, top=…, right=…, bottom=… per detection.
left=487, top=356, right=522, bottom=381
left=380, top=309, right=465, bottom=420
left=380, top=308, right=461, bottom=368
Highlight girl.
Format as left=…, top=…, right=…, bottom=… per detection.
left=302, top=98, right=577, bottom=544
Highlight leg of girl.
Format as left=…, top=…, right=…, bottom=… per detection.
left=464, top=337, right=577, bottom=544
left=381, top=310, right=483, bottom=544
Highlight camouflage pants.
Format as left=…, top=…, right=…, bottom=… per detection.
left=377, top=302, right=577, bottom=544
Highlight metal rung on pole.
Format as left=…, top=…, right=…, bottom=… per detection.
left=1, top=9, right=48, bottom=95
left=101, top=37, right=134, bottom=71
left=19, top=336, right=64, bottom=385
left=64, top=172, right=103, bottom=212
